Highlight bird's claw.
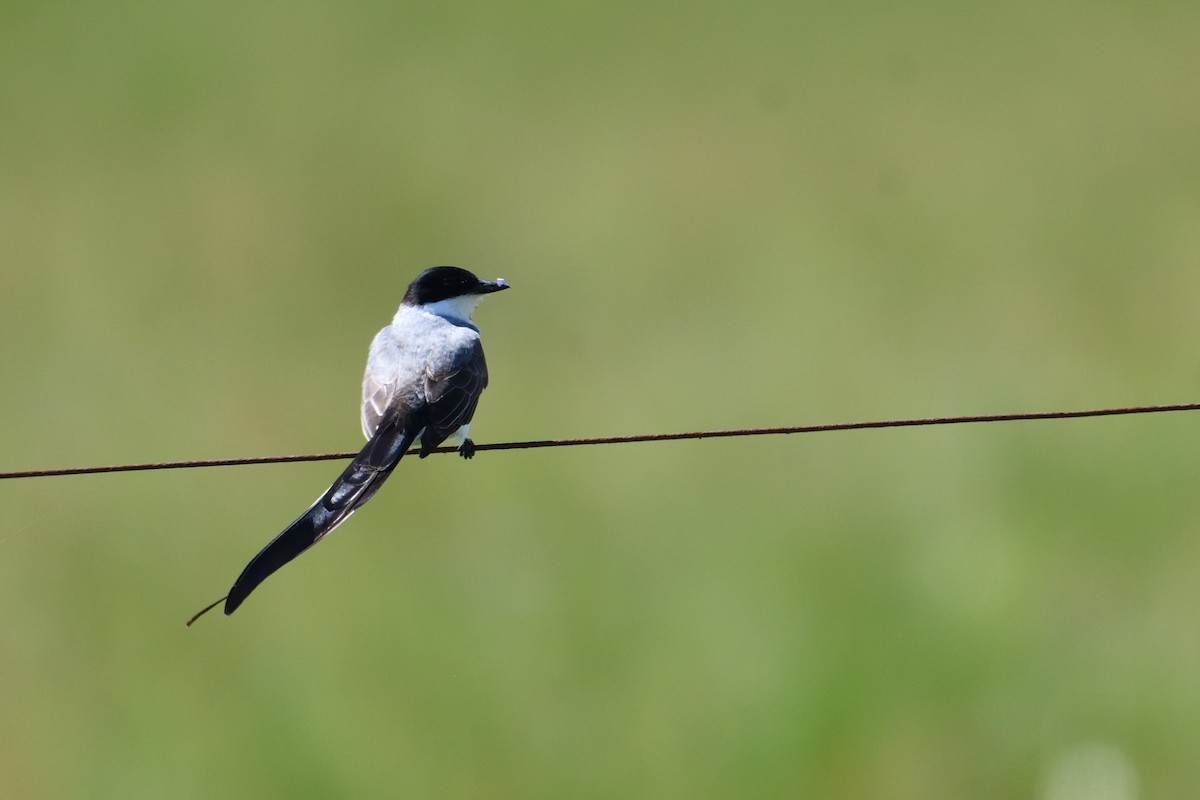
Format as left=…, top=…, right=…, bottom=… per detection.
left=458, top=439, right=476, bottom=459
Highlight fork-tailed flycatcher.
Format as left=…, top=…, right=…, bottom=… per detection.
left=188, top=266, right=509, bottom=624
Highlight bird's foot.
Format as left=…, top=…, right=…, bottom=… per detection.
left=458, top=438, right=476, bottom=459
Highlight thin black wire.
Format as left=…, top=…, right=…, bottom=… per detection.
left=2, top=402, right=1198, bottom=482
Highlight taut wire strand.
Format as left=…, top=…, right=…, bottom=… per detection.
left=2, top=402, right=1199, bottom=481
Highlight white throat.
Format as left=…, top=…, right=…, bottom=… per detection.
left=419, top=294, right=486, bottom=324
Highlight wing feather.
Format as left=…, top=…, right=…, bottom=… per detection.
left=418, top=338, right=489, bottom=456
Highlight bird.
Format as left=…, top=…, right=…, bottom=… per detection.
left=187, top=266, right=509, bottom=624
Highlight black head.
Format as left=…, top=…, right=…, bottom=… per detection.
left=402, top=266, right=509, bottom=306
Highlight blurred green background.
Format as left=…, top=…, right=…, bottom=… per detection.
left=3, top=1, right=1200, bottom=797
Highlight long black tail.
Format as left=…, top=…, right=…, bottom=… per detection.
left=222, top=419, right=420, bottom=615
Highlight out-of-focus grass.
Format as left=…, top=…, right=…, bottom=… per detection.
left=2, top=1, right=1200, bottom=797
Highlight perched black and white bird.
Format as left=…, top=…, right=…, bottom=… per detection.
left=189, top=266, right=509, bottom=623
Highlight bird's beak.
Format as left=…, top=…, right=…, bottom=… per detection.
left=476, top=278, right=510, bottom=294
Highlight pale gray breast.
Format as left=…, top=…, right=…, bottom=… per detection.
left=360, top=312, right=482, bottom=439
